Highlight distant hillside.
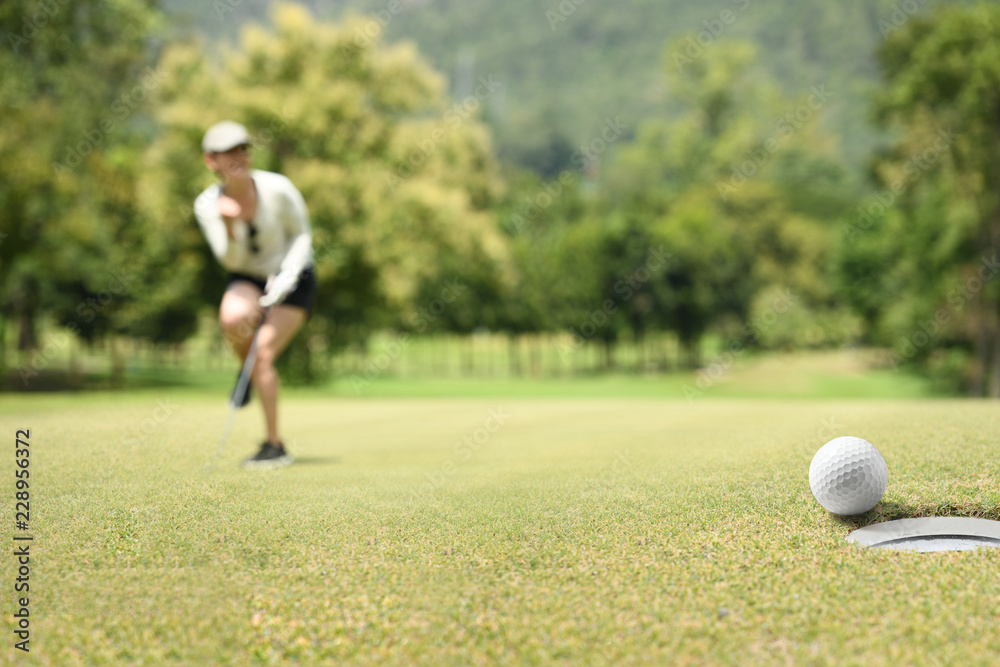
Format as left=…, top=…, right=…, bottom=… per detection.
left=161, top=0, right=984, bottom=172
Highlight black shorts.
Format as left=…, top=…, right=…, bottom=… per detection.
left=227, top=267, right=317, bottom=315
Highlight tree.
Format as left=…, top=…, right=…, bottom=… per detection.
left=870, top=3, right=1000, bottom=395
left=0, top=0, right=163, bottom=386
left=143, top=3, right=512, bottom=382
left=604, top=39, right=851, bottom=364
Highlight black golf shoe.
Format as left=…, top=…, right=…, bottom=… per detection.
left=242, top=441, right=293, bottom=469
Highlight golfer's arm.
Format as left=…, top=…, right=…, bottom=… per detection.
left=195, top=199, right=248, bottom=268
left=278, top=185, right=313, bottom=276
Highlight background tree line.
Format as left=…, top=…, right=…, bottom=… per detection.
left=3, top=1, right=1000, bottom=394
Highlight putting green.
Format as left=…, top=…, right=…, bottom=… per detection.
left=2, top=393, right=998, bottom=664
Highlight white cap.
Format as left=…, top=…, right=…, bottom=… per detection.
left=202, top=120, right=250, bottom=153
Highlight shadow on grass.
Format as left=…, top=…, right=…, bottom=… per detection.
left=835, top=500, right=1000, bottom=529
left=2, top=368, right=230, bottom=392
left=290, top=456, right=342, bottom=466
left=2, top=369, right=90, bottom=392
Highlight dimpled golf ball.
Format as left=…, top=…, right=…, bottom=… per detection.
left=809, top=436, right=888, bottom=515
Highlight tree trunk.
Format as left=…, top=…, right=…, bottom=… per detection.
left=684, top=338, right=701, bottom=369
left=508, top=335, right=521, bottom=377
left=17, top=308, right=37, bottom=352
left=529, top=336, right=542, bottom=376
left=110, top=336, right=125, bottom=389
left=462, top=336, right=474, bottom=377
left=989, top=330, right=1000, bottom=398
left=69, top=337, right=80, bottom=383
left=486, top=334, right=494, bottom=377
left=634, top=331, right=644, bottom=373
left=971, top=290, right=989, bottom=397
left=435, top=336, right=446, bottom=375
left=658, top=333, right=669, bottom=372
left=0, top=316, right=6, bottom=377
left=988, top=200, right=1000, bottom=396
left=989, top=294, right=1000, bottom=397
left=574, top=340, right=586, bottom=375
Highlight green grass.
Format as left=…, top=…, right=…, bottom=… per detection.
left=3, top=391, right=1000, bottom=665
left=322, top=350, right=939, bottom=399
left=6, top=318, right=944, bottom=400
left=62, top=348, right=939, bottom=399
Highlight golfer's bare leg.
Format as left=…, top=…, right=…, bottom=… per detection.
left=219, top=281, right=265, bottom=360
left=252, top=304, right=307, bottom=446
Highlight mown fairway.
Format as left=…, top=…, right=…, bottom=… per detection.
left=3, top=393, right=1000, bottom=665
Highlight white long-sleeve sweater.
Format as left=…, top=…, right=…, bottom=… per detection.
left=194, top=170, right=313, bottom=280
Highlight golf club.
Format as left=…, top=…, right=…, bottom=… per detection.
left=205, top=306, right=270, bottom=472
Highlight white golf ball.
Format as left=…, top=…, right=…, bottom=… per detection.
left=809, top=436, right=888, bottom=515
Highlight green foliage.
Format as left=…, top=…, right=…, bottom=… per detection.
left=0, top=0, right=164, bottom=352
left=603, top=39, right=853, bottom=362
left=846, top=3, right=1000, bottom=394
left=161, top=0, right=972, bottom=171
left=145, top=3, right=512, bottom=382
left=10, top=0, right=1000, bottom=398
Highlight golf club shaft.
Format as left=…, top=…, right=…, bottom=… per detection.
left=206, top=307, right=270, bottom=471
left=230, top=310, right=268, bottom=408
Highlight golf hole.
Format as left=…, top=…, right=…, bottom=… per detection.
left=847, top=517, right=1000, bottom=553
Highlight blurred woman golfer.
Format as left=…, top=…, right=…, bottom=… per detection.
left=194, top=120, right=315, bottom=468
